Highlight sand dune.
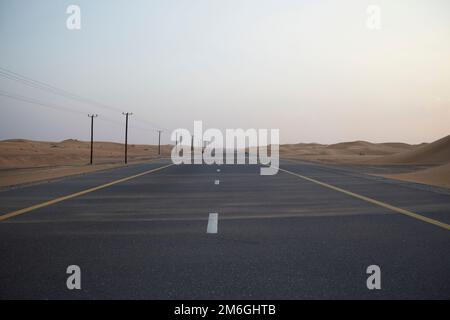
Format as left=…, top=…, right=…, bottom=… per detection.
left=364, top=135, right=450, bottom=165
left=280, top=140, right=417, bottom=162
left=371, top=135, right=450, bottom=188
left=326, top=141, right=416, bottom=156
left=280, top=135, right=450, bottom=189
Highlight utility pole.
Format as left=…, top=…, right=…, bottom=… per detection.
left=88, top=114, right=98, bottom=165
left=122, top=112, right=133, bottom=164
left=157, top=130, right=162, bottom=155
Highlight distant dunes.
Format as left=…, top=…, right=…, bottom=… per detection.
left=280, top=134, right=450, bottom=189
left=279, top=140, right=418, bottom=159
left=0, top=134, right=449, bottom=189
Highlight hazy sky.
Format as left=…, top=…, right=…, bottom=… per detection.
left=0, top=0, right=449, bottom=145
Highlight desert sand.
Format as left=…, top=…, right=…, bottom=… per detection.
left=363, top=135, right=450, bottom=165
left=0, top=139, right=171, bottom=188
left=1, top=135, right=449, bottom=189
left=381, top=163, right=450, bottom=189
left=279, top=135, right=450, bottom=189
left=279, top=141, right=419, bottom=163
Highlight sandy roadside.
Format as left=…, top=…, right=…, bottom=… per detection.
left=0, top=157, right=168, bottom=189
left=0, top=139, right=174, bottom=188
left=1, top=135, right=449, bottom=190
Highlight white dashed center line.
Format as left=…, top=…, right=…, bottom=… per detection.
left=217, top=169, right=221, bottom=172
left=215, top=180, right=220, bottom=185
left=207, top=213, right=219, bottom=234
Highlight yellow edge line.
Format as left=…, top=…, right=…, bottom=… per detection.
left=0, top=163, right=175, bottom=222
left=278, top=168, right=450, bottom=231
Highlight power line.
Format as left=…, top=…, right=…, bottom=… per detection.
left=0, top=90, right=156, bottom=134
left=0, top=90, right=87, bottom=116
left=0, top=66, right=168, bottom=131
left=0, top=68, right=122, bottom=112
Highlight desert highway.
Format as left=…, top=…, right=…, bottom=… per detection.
left=0, top=158, right=449, bottom=299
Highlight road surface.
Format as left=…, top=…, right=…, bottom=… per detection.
left=0, top=158, right=449, bottom=299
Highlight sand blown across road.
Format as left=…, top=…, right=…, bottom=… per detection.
left=381, top=163, right=450, bottom=189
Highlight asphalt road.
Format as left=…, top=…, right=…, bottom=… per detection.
left=0, top=158, right=449, bottom=299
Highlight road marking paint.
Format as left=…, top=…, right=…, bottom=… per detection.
left=217, top=169, right=221, bottom=172
left=279, top=167, right=450, bottom=231
left=207, top=213, right=219, bottom=234
left=215, top=180, right=220, bottom=185
left=0, top=163, right=175, bottom=222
